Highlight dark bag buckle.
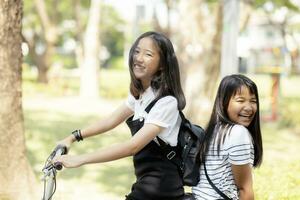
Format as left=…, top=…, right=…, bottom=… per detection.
left=167, top=151, right=176, bottom=160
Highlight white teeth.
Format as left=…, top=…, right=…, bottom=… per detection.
left=134, top=64, right=143, bottom=68
left=240, top=114, right=252, bottom=118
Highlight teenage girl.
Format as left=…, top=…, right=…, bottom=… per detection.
left=192, top=74, right=263, bottom=200
left=54, top=31, right=186, bottom=200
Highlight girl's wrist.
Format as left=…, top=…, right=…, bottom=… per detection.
left=68, top=134, right=76, bottom=143
left=77, top=154, right=87, bottom=166
left=71, top=129, right=83, bottom=142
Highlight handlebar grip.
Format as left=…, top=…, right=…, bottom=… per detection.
left=54, top=162, right=63, bottom=170
left=54, top=145, right=68, bottom=156
left=52, top=145, right=68, bottom=170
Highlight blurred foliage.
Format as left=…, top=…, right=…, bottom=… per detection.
left=253, top=0, right=299, bottom=11
left=23, top=1, right=125, bottom=70
left=100, top=5, right=125, bottom=69
left=107, top=56, right=126, bottom=70
left=22, top=64, right=130, bottom=98
left=205, top=0, right=299, bottom=11
left=254, top=123, right=300, bottom=199
left=24, top=108, right=134, bottom=197
left=280, top=97, right=300, bottom=129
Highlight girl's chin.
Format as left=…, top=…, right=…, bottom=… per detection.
left=134, top=73, right=150, bottom=81
left=237, top=120, right=251, bottom=127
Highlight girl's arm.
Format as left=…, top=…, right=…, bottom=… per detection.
left=55, top=123, right=163, bottom=168
left=59, top=103, right=134, bottom=147
left=80, top=103, right=133, bottom=138
left=231, top=164, right=254, bottom=200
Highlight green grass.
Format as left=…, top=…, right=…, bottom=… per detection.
left=24, top=106, right=135, bottom=198
left=22, top=66, right=130, bottom=99
left=23, top=71, right=300, bottom=199
left=254, top=123, right=300, bottom=199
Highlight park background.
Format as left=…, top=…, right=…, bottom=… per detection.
left=1, top=0, right=300, bottom=199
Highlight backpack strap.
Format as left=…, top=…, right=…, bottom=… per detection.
left=143, top=98, right=184, bottom=172
left=156, top=136, right=183, bottom=165
left=156, top=111, right=189, bottom=172
left=179, top=111, right=187, bottom=121
left=144, top=98, right=160, bottom=113
left=204, top=161, right=232, bottom=200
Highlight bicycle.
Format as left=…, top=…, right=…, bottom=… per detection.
left=41, top=145, right=67, bottom=200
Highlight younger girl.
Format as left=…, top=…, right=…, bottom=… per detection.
left=192, top=74, right=263, bottom=200
left=54, top=31, right=186, bottom=200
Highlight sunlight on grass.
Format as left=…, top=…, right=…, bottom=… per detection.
left=24, top=106, right=135, bottom=198
left=254, top=123, right=300, bottom=200
left=22, top=66, right=130, bottom=99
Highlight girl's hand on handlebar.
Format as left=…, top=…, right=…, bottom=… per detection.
left=57, top=135, right=75, bottom=151
left=53, top=155, right=84, bottom=168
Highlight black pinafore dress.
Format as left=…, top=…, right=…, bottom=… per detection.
left=125, top=100, right=184, bottom=200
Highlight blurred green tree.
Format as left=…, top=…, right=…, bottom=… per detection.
left=23, top=0, right=62, bottom=83
left=100, top=5, right=125, bottom=69
left=240, top=0, right=299, bottom=74
left=23, top=0, right=125, bottom=84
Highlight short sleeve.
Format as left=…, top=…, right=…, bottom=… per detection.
left=145, top=96, right=179, bottom=128
left=125, top=93, right=135, bottom=111
left=227, top=125, right=254, bottom=165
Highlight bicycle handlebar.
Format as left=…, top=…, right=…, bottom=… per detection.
left=42, top=144, right=68, bottom=200
left=51, top=145, right=67, bottom=170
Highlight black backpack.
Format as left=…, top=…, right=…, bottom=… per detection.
left=145, top=99, right=205, bottom=186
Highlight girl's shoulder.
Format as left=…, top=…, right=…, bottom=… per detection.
left=231, top=124, right=249, bottom=134
left=154, top=95, right=178, bottom=109
left=158, top=95, right=177, bottom=103
left=227, top=124, right=252, bottom=144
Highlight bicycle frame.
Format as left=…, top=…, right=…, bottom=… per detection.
left=42, top=166, right=57, bottom=200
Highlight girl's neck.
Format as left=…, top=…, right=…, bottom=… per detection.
left=142, top=80, right=151, bottom=90
left=143, top=85, right=151, bottom=93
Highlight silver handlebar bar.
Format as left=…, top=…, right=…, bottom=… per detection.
left=42, top=145, right=67, bottom=200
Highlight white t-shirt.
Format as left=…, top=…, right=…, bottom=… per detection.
left=192, top=125, right=254, bottom=200
left=125, top=87, right=181, bottom=146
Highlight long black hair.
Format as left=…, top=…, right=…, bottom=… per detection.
left=201, top=74, right=263, bottom=167
left=128, top=31, right=186, bottom=110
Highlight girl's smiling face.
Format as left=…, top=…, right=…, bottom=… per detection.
left=227, top=85, right=257, bottom=127
left=133, top=37, right=160, bottom=89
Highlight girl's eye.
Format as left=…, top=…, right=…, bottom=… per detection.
left=146, top=53, right=153, bottom=57
left=235, top=98, right=244, bottom=103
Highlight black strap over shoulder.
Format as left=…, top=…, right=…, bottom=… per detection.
left=144, top=98, right=160, bottom=113
left=204, top=162, right=232, bottom=200
left=143, top=98, right=183, bottom=170
left=143, top=98, right=204, bottom=186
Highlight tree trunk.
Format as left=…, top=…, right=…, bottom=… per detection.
left=74, top=0, right=85, bottom=69
left=0, top=1, right=38, bottom=200
left=152, top=0, right=172, bottom=38
left=203, top=2, right=223, bottom=98
left=22, top=32, right=52, bottom=83
left=33, top=0, right=59, bottom=83
left=80, top=0, right=101, bottom=98
left=176, top=0, right=223, bottom=125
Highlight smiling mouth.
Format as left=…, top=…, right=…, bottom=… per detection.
left=134, top=64, right=144, bottom=69
left=239, top=114, right=253, bottom=120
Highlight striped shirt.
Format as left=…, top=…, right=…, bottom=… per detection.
left=192, top=125, right=254, bottom=200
